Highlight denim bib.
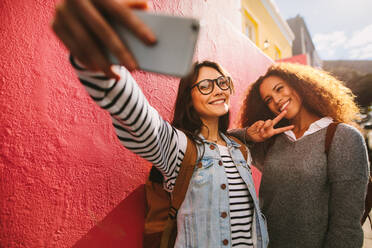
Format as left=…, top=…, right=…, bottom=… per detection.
left=174, top=133, right=269, bottom=248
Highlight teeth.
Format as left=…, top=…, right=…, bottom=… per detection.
left=280, top=101, right=289, bottom=111
left=210, top=99, right=225, bottom=104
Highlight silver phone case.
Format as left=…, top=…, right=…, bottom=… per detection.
left=108, top=10, right=200, bottom=77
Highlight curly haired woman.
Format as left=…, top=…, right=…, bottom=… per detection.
left=230, top=63, right=369, bottom=248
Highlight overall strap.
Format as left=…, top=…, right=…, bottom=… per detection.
left=325, top=122, right=339, bottom=156
left=228, top=135, right=248, bottom=161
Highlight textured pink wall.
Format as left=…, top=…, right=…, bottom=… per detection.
left=0, top=0, right=272, bottom=247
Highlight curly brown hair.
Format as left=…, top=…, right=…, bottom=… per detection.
left=240, top=63, right=360, bottom=129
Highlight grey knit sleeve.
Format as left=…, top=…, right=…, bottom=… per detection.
left=324, top=124, right=369, bottom=248
left=228, top=128, right=266, bottom=171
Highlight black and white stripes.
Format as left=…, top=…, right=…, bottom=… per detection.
left=219, top=145, right=254, bottom=247
left=74, top=62, right=187, bottom=191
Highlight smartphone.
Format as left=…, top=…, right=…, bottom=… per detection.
left=107, top=11, right=200, bottom=77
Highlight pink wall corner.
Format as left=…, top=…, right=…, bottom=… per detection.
left=0, top=0, right=272, bottom=247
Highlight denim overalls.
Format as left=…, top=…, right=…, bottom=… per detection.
left=174, top=133, right=269, bottom=248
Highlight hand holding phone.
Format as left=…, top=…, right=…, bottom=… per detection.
left=107, top=11, right=200, bottom=77
left=52, top=0, right=156, bottom=78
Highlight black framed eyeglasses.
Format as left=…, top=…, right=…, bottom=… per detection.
left=191, top=76, right=231, bottom=95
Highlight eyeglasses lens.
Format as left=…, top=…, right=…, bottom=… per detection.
left=217, top=77, right=230, bottom=90
left=198, top=80, right=213, bottom=94
left=195, top=76, right=230, bottom=95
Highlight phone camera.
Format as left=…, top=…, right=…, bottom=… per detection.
left=191, top=22, right=199, bottom=32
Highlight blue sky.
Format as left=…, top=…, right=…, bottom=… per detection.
left=273, top=0, right=372, bottom=60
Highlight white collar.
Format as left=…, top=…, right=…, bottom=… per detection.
left=284, top=117, right=333, bottom=141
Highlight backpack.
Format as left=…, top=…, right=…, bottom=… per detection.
left=362, top=176, right=372, bottom=228
left=325, top=123, right=372, bottom=228
left=143, top=135, right=248, bottom=248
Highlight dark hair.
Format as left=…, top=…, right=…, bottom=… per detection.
left=240, top=63, right=359, bottom=129
left=172, top=61, right=234, bottom=142
left=150, top=61, right=234, bottom=183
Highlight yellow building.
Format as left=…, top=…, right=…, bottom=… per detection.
left=241, top=0, right=294, bottom=60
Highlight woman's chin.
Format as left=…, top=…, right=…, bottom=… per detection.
left=207, top=106, right=229, bottom=116
left=284, top=111, right=296, bottom=120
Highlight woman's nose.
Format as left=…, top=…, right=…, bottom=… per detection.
left=212, top=82, right=223, bottom=95
left=272, top=94, right=282, bottom=104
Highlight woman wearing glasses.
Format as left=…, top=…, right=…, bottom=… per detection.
left=68, top=56, right=271, bottom=247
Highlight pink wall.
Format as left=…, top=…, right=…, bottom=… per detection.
left=0, top=0, right=272, bottom=247
left=277, top=53, right=308, bottom=65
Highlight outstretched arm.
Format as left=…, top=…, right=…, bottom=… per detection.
left=71, top=58, right=187, bottom=192
left=52, top=0, right=186, bottom=191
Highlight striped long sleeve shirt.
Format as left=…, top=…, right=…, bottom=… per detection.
left=72, top=59, right=187, bottom=192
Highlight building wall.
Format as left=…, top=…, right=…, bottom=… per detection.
left=241, top=0, right=293, bottom=60
left=287, top=15, right=322, bottom=68
left=287, top=17, right=302, bottom=56
left=0, top=0, right=272, bottom=247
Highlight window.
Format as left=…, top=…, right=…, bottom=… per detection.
left=243, top=9, right=258, bottom=44
left=274, top=45, right=281, bottom=60
left=244, top=18, right=256, bottom=42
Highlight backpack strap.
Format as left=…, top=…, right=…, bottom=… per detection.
left=228, top=135, right=248, bottom=161
left=325, top=122, right=339, bottom=156
left=170, top=137, right=198, bottom=214
left=160, top=136, right=197, bottom=247
left=362, top=175, right=372, bottom=227
left=325, top=122, right=372, bottom=227
left=325, top=122, right=339, bottom=187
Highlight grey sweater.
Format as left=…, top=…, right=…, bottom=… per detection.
left=230, top=124, right=369, bottom=248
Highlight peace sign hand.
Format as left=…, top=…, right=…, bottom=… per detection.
left=246, top=110, right=294, bottom=143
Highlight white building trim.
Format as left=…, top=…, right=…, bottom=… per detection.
left=261, top=0, right=295, bottom=45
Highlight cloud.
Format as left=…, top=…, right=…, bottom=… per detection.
left=346, top=23, right=372, bottom=48
left=313, top=24, right=372, bottom=59
left=313, top=31, right=347, bottom=51
left=313, top=31, right=346, bottom=58
left=349, top=43, right=372, bottom=59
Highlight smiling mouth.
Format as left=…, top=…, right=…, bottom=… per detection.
left=209, top=99, right=226, bottom=105
left=280, top=100, right=290, bottom=112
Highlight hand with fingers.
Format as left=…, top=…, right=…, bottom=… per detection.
left=51, top=0, right=156, bottom=79
left=246, top=110, right=294, bottom=143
